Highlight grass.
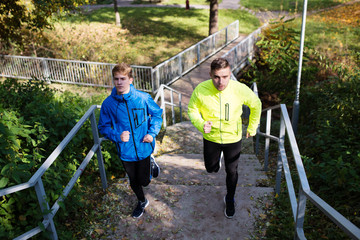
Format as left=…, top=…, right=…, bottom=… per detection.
left=36, top=7, right=259, bottom=66
left=241, top=0, right=354, bottom=12
left=290, top=2, right=360, bottom=68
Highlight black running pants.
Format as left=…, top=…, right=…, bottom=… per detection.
left=203, top=138, right=242, bottom=199
left=121, top=156, right=151, bottom=202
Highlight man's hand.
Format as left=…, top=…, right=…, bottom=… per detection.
left=204, top=121, right=212, bottom=134
left=246, top=131, right=251, bottom=138
left=142, top=134, right=153, bottom=143
left=121, top=131, right=130, bottom=142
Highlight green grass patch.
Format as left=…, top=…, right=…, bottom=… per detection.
left=39, top=7, right=259, bottom=65
left=241, top=0, right=353, bottom=12
left=290, top=2, right=360, bottom=68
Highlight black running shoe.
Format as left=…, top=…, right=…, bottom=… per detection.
left=224, top=196, right=235, bottom=219
left=132, top=198, right=149, bottom=218
left=150, top=155, right=160, bottom=178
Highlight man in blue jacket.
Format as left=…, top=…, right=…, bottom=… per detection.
left=98, top=63, right=163, bottom=218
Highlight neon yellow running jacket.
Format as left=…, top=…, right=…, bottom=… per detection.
left=188, top=79, right=262, bottom=144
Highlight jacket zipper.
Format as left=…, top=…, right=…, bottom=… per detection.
left=219, top=92, right=223, bottom=144
left=124, top=98, right=140, bottom=161
left=116, top=102, right=122, bottom=158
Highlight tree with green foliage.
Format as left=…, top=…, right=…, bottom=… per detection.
left=0, top=0, right=89, bottom=51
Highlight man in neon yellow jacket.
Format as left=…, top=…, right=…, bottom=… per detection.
left=188, top=58, right=261, bottom=218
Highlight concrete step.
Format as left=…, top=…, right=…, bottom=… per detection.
left=152, top=153, right=268, bottom=187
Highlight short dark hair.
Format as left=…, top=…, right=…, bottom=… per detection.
left=210, top=58, right=230, bottom=72
left=112, top=62, right=133, bottom=78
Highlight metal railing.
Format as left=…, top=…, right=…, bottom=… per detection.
left=0, top=105, right=107, bottom=240
left=0, top=21, right=239, bottom=93
left=255, top=104, right=360, bottom=240
left=0, top=55, right=152, bottom=90
left=154, top=84, right=182, bottom=128
left=222, top=25, right=265, bottom=75
left=152, top=20, right=239, bottom=90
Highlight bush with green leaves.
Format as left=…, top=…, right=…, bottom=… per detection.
left=241, top=19, right=359, bottom=239
left=0, top=79, right=121, bottom=239
left=240, top=18, right=318, bottom=105
left=299, top=70, right=360, bottom=210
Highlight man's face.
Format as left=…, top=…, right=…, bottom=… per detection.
left=210, top=67, right=231, bottom=91
left=113, top=72, right=133, bottom=95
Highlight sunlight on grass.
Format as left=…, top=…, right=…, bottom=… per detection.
left=42, top=7, right=259, bottom=65
left=289, top=2, right=360, bottom=67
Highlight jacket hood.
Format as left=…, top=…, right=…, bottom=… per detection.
left=111, top=84, right=135, bottom=101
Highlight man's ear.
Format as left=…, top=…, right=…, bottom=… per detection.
left=129, top=77, right=134, bottom=84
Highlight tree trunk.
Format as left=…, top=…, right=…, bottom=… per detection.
left=113, top=0, right=121, bottom=27
left=208, top=0, right=218, bottom=35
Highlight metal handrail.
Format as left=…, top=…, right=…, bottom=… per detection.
left=255, top=104, right=360, bottom=240
left=154, top=84, right=182, bottom=128
left=0, top=105, right=108, bottom=240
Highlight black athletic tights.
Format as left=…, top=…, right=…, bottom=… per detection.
left=203, top=138, right=242, bottom=199
left=121, top=156, right=151, bottom=202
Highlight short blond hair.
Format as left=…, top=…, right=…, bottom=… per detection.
left=112, top=63, right=133, bottom=78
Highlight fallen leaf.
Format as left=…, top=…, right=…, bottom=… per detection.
left=94, top=229, right=104, bottom=235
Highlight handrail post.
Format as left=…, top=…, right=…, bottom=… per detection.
left=264, top=109, right=272, bottom=171
left=34, top=178, right=58, bottom=240
left=275, top=114, right=286, bottom=194
left=225, top=27, right=228, bottom=44
left=171, top=90, right=175, bottom=125
left=197, top=44, right=200, bottom=65
left=294, top=187, right=307, bottom=240
left=178, top=55, right=183, bottom=77
left=90, top=110, right=108, bottom=190
left=41, top=58, right=51, bottom=84
left=151, top=68, right=155, bottom=94
left=275, top=151, right=282, bottom=195
left=161, top=87, right=166, bottom=128
left=179, top=93, right=182, bottom=122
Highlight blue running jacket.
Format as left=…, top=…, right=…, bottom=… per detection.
left=98, top=85, right=163, bottom=162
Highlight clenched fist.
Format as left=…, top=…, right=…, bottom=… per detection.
left=121, top=131, right=130, bottom=142
left=203, top=121, right=212, bottom=134
left=142, top=134, right=153, bottom=143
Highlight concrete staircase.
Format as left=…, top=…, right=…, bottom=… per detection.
left=101, top=122, right=273, bottom=240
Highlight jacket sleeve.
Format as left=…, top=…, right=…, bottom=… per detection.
left=188, top=88, right=206, bottom=134
left=98, top=103, right=122, bottom=143
left=243, top=86, right=262, bottom=136
left=146, top=94, right=163, bottom=138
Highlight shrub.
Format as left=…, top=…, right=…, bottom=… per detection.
left=0, top=79, right=121, bottom=239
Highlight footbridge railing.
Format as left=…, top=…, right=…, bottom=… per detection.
left=0, top=21, right=239, bottom=93
left=0, top=85, right=181, bottom=239
left=152, top=20, right=239, bottom=90
left=222, top=25, right=265, bottom=76
left=255, top=104, right=360, bottom=239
